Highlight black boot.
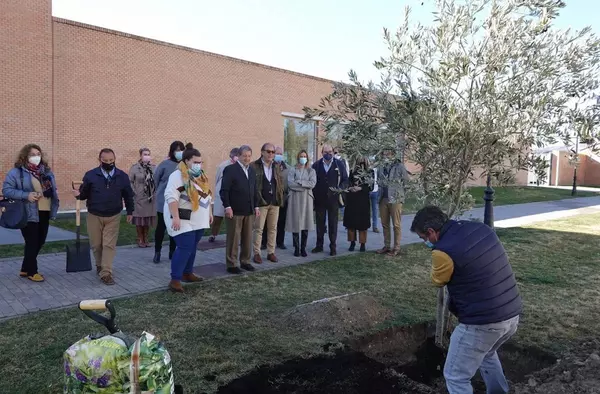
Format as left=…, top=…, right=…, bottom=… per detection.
left=360, top=243, right=366, bottom=252
left=293, top=233, right=300, bottom=257
left=153, top=252, right=161, bottom=264
left=301, top=231, right=308, bottom=257
left=349, top=241, right=356, bottom=252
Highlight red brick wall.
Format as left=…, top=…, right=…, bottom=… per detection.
left=582, top=156, right=600, bottom=186
left=49, top=19, right=333, bottom=209
left=0, top=0, right=53, bottom=188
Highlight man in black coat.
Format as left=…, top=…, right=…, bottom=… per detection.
left=220, top=145, right=260, bottom=274
left=312, top=144, right=348, bottom=256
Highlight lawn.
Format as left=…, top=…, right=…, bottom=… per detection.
left=0, top=213, right=599, bottom=393
left=0, top=185, right=597, bottom=259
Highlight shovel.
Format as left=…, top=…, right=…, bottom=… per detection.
left=435, top=286, right=451, bottom=348
left=66, top=181, right=92, bottom=272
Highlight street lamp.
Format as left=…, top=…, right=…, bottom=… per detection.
left=483, top=173, right=495, bottom=228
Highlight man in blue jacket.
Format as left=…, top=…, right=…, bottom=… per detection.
left=73, top=148, right=134, bottom=285
left=410, top=205, right=522, bottom=394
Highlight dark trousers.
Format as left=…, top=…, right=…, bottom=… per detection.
left=155, top=212, right=176, bottom=258
left=315, top=203, right=339, bottom=249
left=261, top=204, right=287, bottom=246
left=20, top=211, right=50, bottom=276
left=171, top=229, right=203, bottom=281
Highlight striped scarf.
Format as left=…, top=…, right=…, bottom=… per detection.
left=177, top=162, right=211, bottom=211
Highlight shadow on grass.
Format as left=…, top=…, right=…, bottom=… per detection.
left=0, top=216, right=599, bottom=393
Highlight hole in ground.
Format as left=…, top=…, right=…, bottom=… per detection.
left=216, top=322, right=557, bottom=394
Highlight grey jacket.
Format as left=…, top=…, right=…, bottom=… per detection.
left=154, top=159, right=179, bottom=213
left=378, top=161, right=410, bottom=204
left=2, top=167, right=60, bottom=221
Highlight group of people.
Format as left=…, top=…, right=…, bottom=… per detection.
left=1, top=141, right=411, bottom=288
left=2, top=142, right=523, bottom=394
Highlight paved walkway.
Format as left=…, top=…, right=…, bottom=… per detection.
left=1, top=196, right=599, bottom=320
left=0, top=225, right=81, bottom=245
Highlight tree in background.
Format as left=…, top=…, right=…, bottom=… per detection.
left=306, top=0, right=600, bottom=218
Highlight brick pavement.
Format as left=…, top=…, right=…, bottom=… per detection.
left=1, top=196, right=599, bottom=320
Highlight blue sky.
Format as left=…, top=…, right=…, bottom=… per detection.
left=52, top=0, right=598, bottom=83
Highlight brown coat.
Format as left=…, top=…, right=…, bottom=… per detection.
left=252, top=158, right=284, bottom=207
left=129, top=162, right=157, bottom=218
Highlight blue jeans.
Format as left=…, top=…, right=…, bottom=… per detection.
left=369, top=191, right=379, bottom=228
left=444, top=315, right=519, bottom=394
left=171, top=229, right=204, bottom=281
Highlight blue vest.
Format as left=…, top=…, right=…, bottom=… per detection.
left=434, top=220, right=522, bottom=325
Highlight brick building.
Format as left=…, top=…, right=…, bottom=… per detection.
left=1, top=0, right=334, bottom=210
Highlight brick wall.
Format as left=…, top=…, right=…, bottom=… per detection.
left=582, top=156, right=600, bottom=186
left=0, top=0, right=53, bottom=185
left=50, top=19, right=333, bottom=209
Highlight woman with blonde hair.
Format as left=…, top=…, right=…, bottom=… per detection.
left=129, top=148, right=157, bottom=247
left=163, top=144, right=213, bottom=292
left=2, top=144, right=59, bottom=282
left=286, top=150, right=316, bottom=257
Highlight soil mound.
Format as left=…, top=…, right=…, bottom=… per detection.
left=514, top=340, right=600, bottom=394
left=280, top=292, right=391, bottom=337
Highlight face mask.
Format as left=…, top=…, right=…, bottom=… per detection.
left=189, top=163, right=202, bottom=177
left=174, top=151, right=183, bottom=161
left=323, top=153, right=333, bottom=161
left=299, top=157, right=308, bottom=165
left=141, top=155, right=152, bottom=163
left=334, top=154, right=342, bottom=160
left=28, top=156, right=41, bottom=166
left=424, top=240, right=434, bottom=248
left=274, top=154, right=284, bottom=163
left=101, top=162, right=115, bottom=172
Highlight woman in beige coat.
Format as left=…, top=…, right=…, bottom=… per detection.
left=129, top=148, right=157, bottom=247
left=286, top=150, right=316, bottom=257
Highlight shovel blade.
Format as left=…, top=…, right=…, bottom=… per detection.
left=66, top=240, right=92, bottom=272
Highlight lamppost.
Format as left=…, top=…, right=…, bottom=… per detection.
left=570, top=134, right=580, bottom=196
left=483, top=173, right=495, bottom=228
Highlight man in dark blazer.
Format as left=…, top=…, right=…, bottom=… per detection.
left=220, top=144, right=260, bottom=274
left=312, top=144, right=348, bottom=256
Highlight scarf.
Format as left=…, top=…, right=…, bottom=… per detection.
left=140, top=161, right=156, bottom=202
left=177, top=162, right=212, bottom=211
left=25, top=164, right=52, bottom=196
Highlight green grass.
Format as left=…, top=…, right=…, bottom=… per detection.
left=1, top=213, right=599, bottom=393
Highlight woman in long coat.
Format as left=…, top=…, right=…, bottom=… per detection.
left=286, top=150, right=316, bottom=257
left=129, top=148, right=157, bottom=247
left=343, top=157, right=372, bottom=252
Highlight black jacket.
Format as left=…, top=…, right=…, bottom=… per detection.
left=312, top=158, right=348, bottom=209
left=78, top=167, right=134, bottom=217
left=220, top=162, right=258, bottom=216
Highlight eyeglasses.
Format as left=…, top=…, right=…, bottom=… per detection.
left=264, top=150, right=275, bottom=154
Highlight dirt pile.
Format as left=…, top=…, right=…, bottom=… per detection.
left=514, top=340, right=600, bottom=394
left=279, top=292, right=391, bottom=337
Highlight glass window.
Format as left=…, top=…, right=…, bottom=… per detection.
left=283, top=117, right=316, bottom=165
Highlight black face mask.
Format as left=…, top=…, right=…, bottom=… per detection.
left=101, top=162, right=115, bottom=172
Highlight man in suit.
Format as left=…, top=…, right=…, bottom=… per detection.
left=312, top=144, right=348, bottom=256
left=252, top=143, right=285, bottom=264
left=260, top=145, right=289, bottom=250
left=220, top=145, right=260, bottom=274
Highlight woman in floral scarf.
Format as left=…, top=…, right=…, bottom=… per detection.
left=1, top=144, right=59, bottom=282
left=163, top=144, right=213, bottom=292
left=128, top=148, right=157, bottom=247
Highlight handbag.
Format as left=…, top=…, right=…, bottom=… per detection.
left=171, top=208, right=192, bottom=220
left=0, top=168, right=29, bottom=229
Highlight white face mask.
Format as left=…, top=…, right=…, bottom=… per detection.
left=28, top=156, right=41, bottom=166
left=334, top=154, right=342, bottom=160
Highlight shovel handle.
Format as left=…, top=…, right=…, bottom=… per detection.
left=78, top=299, right=120, bottom=334
left=73, top=181, right=83, bottom=227
left=79, top=299, right=109, bottom=311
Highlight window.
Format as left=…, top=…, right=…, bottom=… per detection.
left=283, top=117, right=316, bottom=165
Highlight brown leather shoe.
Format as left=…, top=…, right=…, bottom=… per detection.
left=376, top=247, right=391, bottom=255
left=168, top=280, right=184, bottom=293
left=387, top=249, right=401, bottom=257
left=267, top=253, right=278, bottom=263
left=100, top=274, right=115, bottom=285
left=253, top=254, right=263, bottom=264
left=182, top=273, right=203, bottom=282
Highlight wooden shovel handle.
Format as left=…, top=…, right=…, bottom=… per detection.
left=73, top=181, right=83, bottom=227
